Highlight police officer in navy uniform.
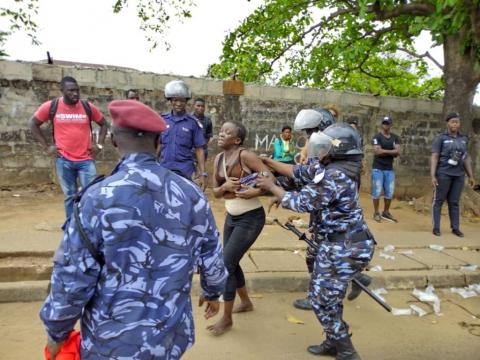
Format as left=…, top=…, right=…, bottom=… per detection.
left=159, top=80, right=208, bottom=190
left=431, top=112, right=475, bottom=237
left=258, top=123, right=375, bottom=359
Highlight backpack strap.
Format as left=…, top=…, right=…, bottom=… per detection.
left=80, top=99, right=93, bottom=133
left=48, top=98, right=59, bottom=144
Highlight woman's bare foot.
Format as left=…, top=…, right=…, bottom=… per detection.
left=206, top=316, right=233, bottom=336
left=232, top=301, right=254, bottom=313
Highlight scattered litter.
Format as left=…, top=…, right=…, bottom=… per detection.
left=398, top=250, right=414, bottom=255
left=379, top=252, right=395, bottom=261
left=392, top=308, right=412, bottom=316
left=12, top=194, right=21, bottom=197
left=462, top=247, right=470, bottom=251
left=287, top=314, right=305, bottom=325
left=429, top=244, right=444, bottom=252
left=372, top=288, right=388, bottom=303
left=412, top=285, right=441, bottom=314
left=470, top=283, right=480, bottom=294
left=293, top=250, right=300, bottom=254
left=410, top=304, right=428, bottom=317
left=460, top=265, right=478, bottom=272
left=355, top=305, right=361, bottom=310
left=370, top=265, right=382, bottom=272
left=291, top=219, right=309, bottom=229
left=383, top=245, right=395, bottom=252
left=450, top=287, right=478, bottom=299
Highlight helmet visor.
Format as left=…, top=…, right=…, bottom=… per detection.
left=307, top=131, right=333, bottom=159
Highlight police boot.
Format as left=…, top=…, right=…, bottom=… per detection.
left=335, top=337, right=361, bottom=360
left=307, top=339, right=336, bottom=356
left=347, top=273, right=372, bottom=301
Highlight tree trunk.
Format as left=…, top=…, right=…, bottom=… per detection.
left=443, top=31, right=480, bottom=178
left=443, top=32, right=478, bottom=134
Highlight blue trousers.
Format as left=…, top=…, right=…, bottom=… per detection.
left=309, top=238, right=375, bottom=341
left=55, top=157, right=96, bottom=219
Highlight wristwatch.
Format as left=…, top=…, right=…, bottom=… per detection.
left=200, top=172, right=208, bottom=177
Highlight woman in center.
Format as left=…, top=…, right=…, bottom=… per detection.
left=209, top=121, right=270, bottom=335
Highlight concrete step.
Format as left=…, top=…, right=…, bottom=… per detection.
left=0, top=256, right=52, bottom=282
left=2, top=269, right=479, bottom=303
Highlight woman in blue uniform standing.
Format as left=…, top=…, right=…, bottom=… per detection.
left=431, top=112, right=475, bottom=237
left=257, top=123, right=375, bottom=360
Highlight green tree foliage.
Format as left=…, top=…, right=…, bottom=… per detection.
left=0, top=0, right=39, bottom=57
left=112, top=0, right=194, bottom=50
left=209, top=0, right=479, bottom=102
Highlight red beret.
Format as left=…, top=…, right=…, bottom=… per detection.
left=108, top=100, right=167, bottom=133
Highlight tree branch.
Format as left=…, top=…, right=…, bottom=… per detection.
left=398, top=47, right=444, bottom=70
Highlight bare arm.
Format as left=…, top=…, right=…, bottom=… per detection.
left=430, top=152, right=439, bottom=187
left=261, top=157, right=295, bottom=178
left=28, top=116, right=56, bottom=156
left=96, top=118, right=108, bottom=146
left=212, top=153, right=239, bottom=199
left=235, top=150, right=273, bottom=198
left=464, top=154, right=475, bottom=187
left=373, top=144, right=400, bottom=157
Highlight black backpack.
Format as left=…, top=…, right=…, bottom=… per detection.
left=48, top=98, right=93, bottom=142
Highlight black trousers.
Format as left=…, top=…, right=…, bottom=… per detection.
left=432, top=174, right=464, bottom=231
left=223, top=207, right=265, bottom=301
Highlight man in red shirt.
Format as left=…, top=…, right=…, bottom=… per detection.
left=29, top=76, right=108, bottom=219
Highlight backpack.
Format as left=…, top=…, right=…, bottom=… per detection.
left=48, top=98, right=93, bottom=142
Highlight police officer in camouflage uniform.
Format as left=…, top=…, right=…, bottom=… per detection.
left=40, top=100, right=228, bottom=359
left=258, top=123, right=375, bottom=359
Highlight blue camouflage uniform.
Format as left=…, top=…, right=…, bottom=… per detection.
left=281, top=160, right=375, bottom=341
left=40, top=153, right=227, bottom=359
left=160, top=111, right=205, bottom=179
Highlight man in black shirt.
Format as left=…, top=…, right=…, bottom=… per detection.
left=192, top=98, right=213, bottom=161
left=371, top=116, right=401, bottom=222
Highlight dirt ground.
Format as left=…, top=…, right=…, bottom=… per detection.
left=0, top=291, right=479, bottom=360
left=0, top=183, right=478, bottom=248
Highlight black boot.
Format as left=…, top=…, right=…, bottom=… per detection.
left=307, top=339, right=337, bottom=356
left=293, top=297, right=312, bottom=310
left=335, top=336, right=361, bottom=360
left=347, top=273, right=372, bottom=301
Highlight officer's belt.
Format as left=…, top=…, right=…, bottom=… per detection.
left=324, top=229, right=372, bottom=243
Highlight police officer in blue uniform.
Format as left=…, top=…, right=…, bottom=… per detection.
left=431, top=112, right=475, bottom=237
left=159, top=80, right=208, bottom=190
left=40, top=100, right=227, bottom=359
left=258, top=123, right=375, bottom=359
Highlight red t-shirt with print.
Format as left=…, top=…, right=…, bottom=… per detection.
left=34, top=98, right=104, bottom=161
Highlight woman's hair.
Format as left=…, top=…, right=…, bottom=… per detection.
left=226, top=121, right=247, bottom=145
left=281, top=125, right=292, bottom=132
left=324, top=103, right=341, bottom=118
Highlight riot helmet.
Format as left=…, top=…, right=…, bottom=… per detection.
left=294, top=108, right=335, bottom=132
left=308, top=123, right=363, bottom=159
left=164, top=80, right=191, bottom=100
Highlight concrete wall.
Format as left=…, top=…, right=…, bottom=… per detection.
left=1, top=60, right=479, bottom=198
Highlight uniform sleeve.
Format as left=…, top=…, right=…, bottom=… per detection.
left=272, top=138, right=282, bottom=160
left=431, top=135, right=442, bottom=154
left=193, top=121, right=206, bottom=148
left=88, top=102, right=105, bottom=124
left=292, top=162, right=325, bottom=185
left=196, top=200, right=227, bottom=300
left=34, top=100, right=53, bottom=123
left=205, top=117, right=213, bottom=140
left=39, top=199, right=101, bottom=342
left=282, top=170, right=335, bottom=213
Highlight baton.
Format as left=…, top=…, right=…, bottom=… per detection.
left=274, top=219, right=392, bottom=313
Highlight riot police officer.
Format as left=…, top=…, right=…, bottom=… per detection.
left=258, top=123, right=375, bottom=359
left=431, top=112, right=475, bottom=237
